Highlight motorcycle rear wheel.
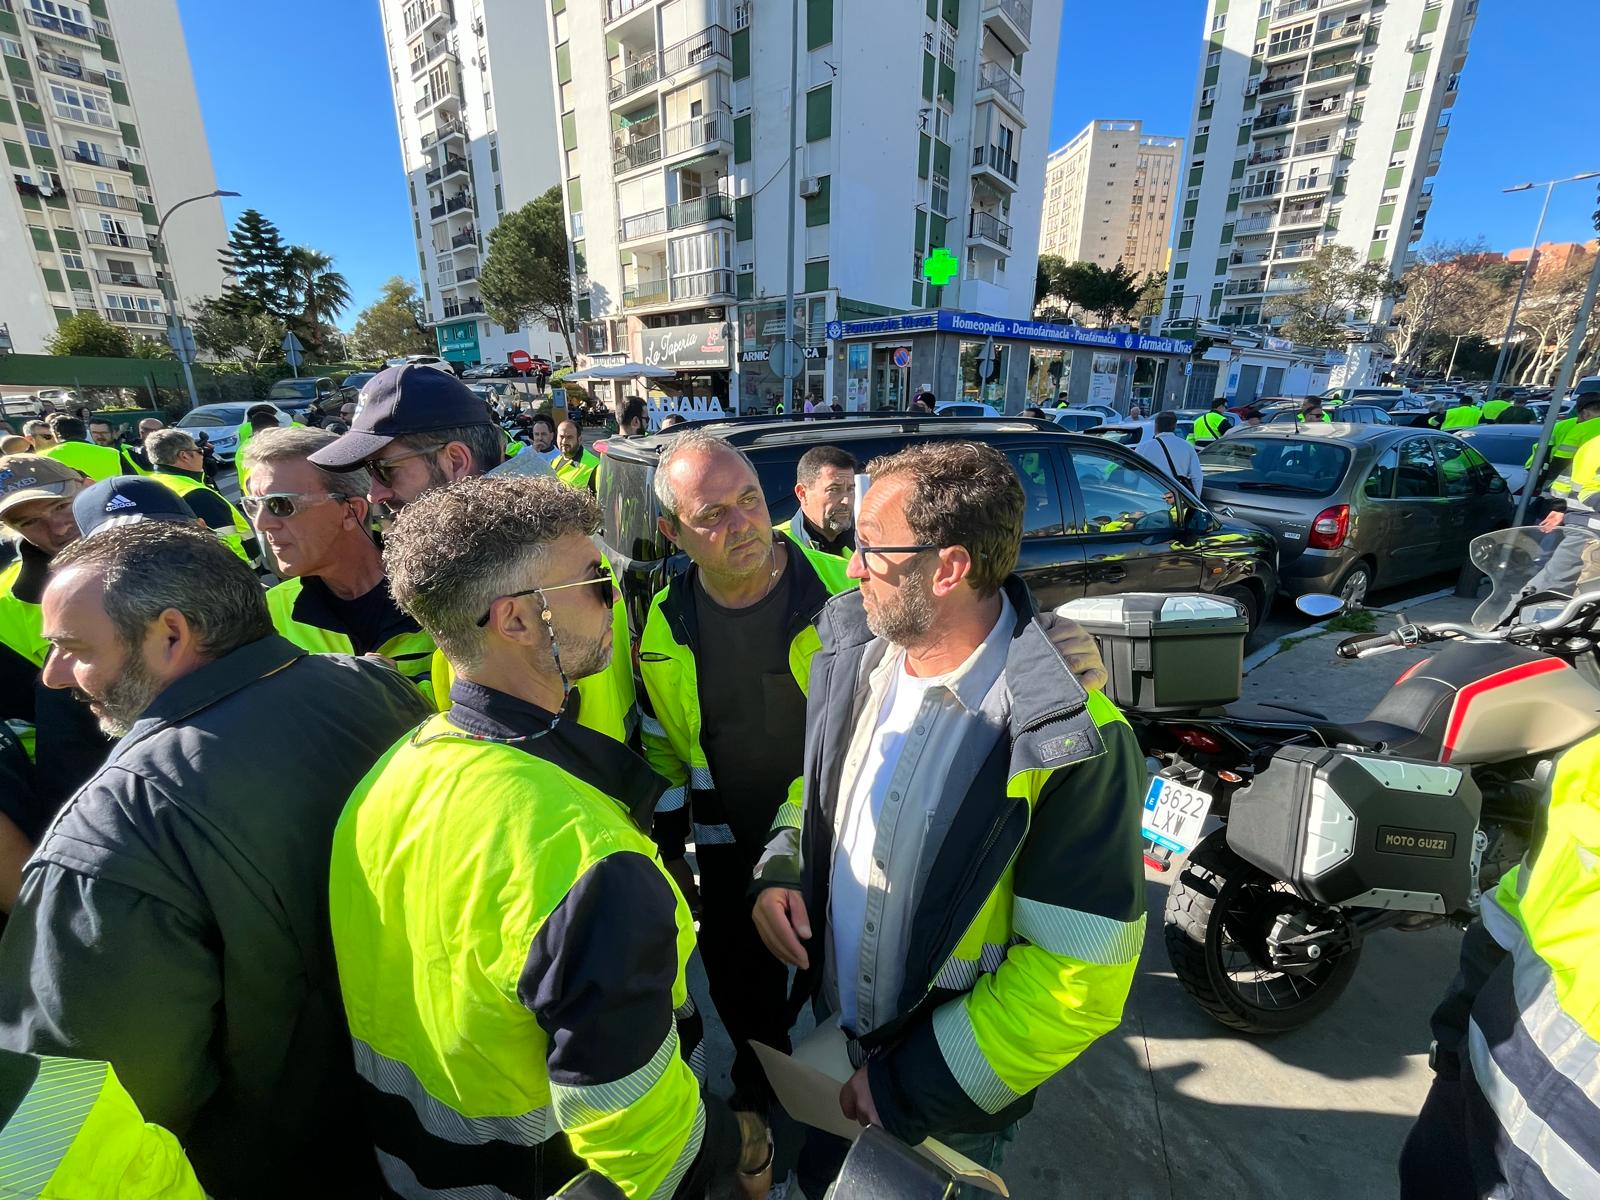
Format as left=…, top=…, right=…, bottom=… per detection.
left=1164, top=830, right=1362, bottom=1034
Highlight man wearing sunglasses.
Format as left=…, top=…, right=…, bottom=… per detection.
left=244, top=427, right=436, bottom=699
left=331, top=475, right=772, bottom=1200
left=309, top=364, right=637, bottom=743
left=752, top=442, right=1141, bottom=1195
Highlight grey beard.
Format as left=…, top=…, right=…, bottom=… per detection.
left=864, top=570, right=936, bottom=647
left=86, top=652, right=165, bottom=738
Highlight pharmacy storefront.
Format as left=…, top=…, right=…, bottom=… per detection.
left=826, top=311, right=1193, bottom=415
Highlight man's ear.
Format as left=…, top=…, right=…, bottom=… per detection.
left=930, top=546, right=974, bottom=597
left=657, top=514, right=681, bottom=547
left=441, top=441, right=476, bottom=482
left=149, top=606, right=195, bottom=673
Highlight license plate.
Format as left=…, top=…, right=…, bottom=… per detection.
left=1142, top=775, right=1214, bottom=857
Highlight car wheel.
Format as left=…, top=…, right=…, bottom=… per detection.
left=1335, top=561, right=1373, bottom=607
left=1219, top=584, right=1260, bottom=631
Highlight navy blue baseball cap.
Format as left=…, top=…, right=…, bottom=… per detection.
left=73, top=476, right=197, bottom=537
left=308, top=364, right=494, bottom=470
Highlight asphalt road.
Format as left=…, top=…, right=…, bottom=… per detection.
left=1248, top=568, right=1470, bottom=655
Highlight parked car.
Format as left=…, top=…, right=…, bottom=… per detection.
left=1569, top=376, right=1600, bottom=402
left=385, top=354, right=457, bottom=376
left=1048, top=407, right=1114, bottom=432
left=337, top=371, right=379, bottom=399
left=1452, top=425, right=1544, bottom=497
left=1090, top=414, right=1199, bottom=444
left=1198, top=423, right=1512, bottom=604
left=596, top=416, right=1280, bottom=629
left=266, top=376, right=337, bottom=420
left=175, top=402, right=291, bottom=464
left=1265, top=404, right=1392, bottom=426
left=1071, top=402, right=1120, bottom=421
left=1320, top=385, right=1416, bottom=410
left=1, top=393, right=41, bottom=420
left=936, top=401, right=1002, bottom=417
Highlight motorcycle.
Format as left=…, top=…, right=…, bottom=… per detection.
left=1124, top=526, right=1600, bottom=1034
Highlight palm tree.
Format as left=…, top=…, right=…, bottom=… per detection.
left=285, top=246, right=352, bottom=330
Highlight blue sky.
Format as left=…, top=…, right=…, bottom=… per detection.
left=177, top=0, right=1599, bottom=324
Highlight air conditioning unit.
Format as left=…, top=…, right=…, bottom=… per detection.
left=798, top=176, right=822, bottom=198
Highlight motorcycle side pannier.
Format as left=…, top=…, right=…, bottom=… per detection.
left=1054, top=593, right=1248, bottom=712
left=1227, top=745, right=1483, bottom=914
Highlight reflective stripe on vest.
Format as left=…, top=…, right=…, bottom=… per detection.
left=555, top=451, right=600, bottom=491
left=266, top=577, right=435, bottom=700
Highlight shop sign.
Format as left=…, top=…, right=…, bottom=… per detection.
left=640, top=322, right=731, bottom=369
left=829, top=311, right=1194, bottom=356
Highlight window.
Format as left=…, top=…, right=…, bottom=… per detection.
left=938, top=21, right=956, bottom=69
left=104, top=68, right=123, bottom=83
left=1212, top=12, right=1227, bottom=30
left=1395, top=439, right=1439, bottom=498
left=24, top=126, right=49, bottom=149
left=1200, top=85, right=1216, bottom=107
left=1067, top=448, right=1177, bottom=535
left=933, top=103, right=951, bottom=142
left=0, top=38, right=22, bottom=58
left=1363, top=447, right=1397, bottom=498
left=1206, top=50, right=1221, bottom=67
left=49, top=81, right=115, bottom=128
left=1373, top=227, right=1389, bottom=240
left=1433, top=438, right=1481, bottom=498
left=1181, top=218, right=1195, bottom=233
left=13, top=82, right=38, bottom=105
left=931, top=170, right=948, bottom=215
left=1005, top=451, right=1065, bottom=537
left=61, top=251, right=84, bottom=270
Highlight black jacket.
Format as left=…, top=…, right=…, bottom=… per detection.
left=0, top=635, right=432, bottom=1198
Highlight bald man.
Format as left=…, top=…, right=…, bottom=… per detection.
left=553, top=420, right=601, bottom=492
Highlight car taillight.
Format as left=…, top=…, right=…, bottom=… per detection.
left=1308, top=503, right=1350, bottom=549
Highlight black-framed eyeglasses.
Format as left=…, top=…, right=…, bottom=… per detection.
left=474, top=568, right=615, bottom=627
left=241, top=491, right=354, bottom=520
left=366, top=443, right=445, bottom=487
left=853, top=536, right=942, bottom=575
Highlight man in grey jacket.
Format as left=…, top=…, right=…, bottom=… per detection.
left=0, top=523, right=431, bottom=1198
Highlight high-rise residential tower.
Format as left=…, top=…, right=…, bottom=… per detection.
left=1164, top=0, right=1474, bottom=337
left=1039, top=119, right=1181, bottom=280
left=376, top=0, right=565, bottom=367
left=0, top=0, right=227, bottom=353
left=549, top=0, right=1063, bottom=410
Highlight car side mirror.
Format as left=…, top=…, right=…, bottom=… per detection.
left=1183, top=504, right=1214, bottom=533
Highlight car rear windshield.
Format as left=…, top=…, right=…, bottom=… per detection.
left=1201, top=437, right=1351, bottom=497
left=1458, top=431, right=1535, bottom=465
left=176, top=408, right=244, bottom=428
left=269, top=380, right=316, bottom=398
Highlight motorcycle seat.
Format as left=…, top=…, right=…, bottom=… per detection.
left=1220, top=704, right=1431, bottom=755
left=1313, top=718, right=1429, bottom=752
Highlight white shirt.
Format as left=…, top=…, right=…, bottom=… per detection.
left=829, top=593, right=1014, bottom=1033
left=1137, top=431, right=1205, bottom=497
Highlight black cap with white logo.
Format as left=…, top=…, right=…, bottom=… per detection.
left=308, top=364, right=493, bottom=471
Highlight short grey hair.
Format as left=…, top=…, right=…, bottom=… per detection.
left=397, top=423, right=505, bottom=474
left=384, top=474, right=599, bottom=671
left=242, top=425, right=371, bottom=497
left=22, top=420, right=50, bottom=439
left=653, top=428, right=758, bottom=530
left=145, top=427, right=199, bottom=467
left=50, top=523, right=272, bottom=659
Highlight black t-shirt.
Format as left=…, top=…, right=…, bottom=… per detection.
left=693, top=564, right=807, bottom=852
left=800, top=512, right=854, bottom=557
left=299, top=575, right=416, bottom=657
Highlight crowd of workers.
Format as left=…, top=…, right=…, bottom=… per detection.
left=0, top=364, right=1590, bottom=1198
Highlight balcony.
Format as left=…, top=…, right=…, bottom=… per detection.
left=1297, top=96, right=1347, bottom=123
left=975, top=61, right=1025, bottom=121
left=94, top=268, right=158, bottom=289
left=613, top=113, right=663, bottom=174
left=1277, top=204, right=1325, bottom=228
left=1272, top=0, right=1318, bottom=19
left=26, top=8, right=93, bottom=40
left=623, top=277, right=671, bottom=309
left=606, top=0, right=651, bottom=22
left=609, top=52, right=660, bottom=104
left=1247, top=146, right=1287, bottom=166
left=1233, top=216, right=1276, bottom=236
left=619, top=207, right=668, bottom=243
left=1224, top=279, right=1267, bottom=297
left=1265, top=33, right=1313, bottom=60
left=1259, top=73, right=1302, bottom=95
left=660, top=24, right=731, bottom=78
left=429, top=192, right=473, bottom=222
left=1239, top=180, right=1282, bottom=201
left=1254, top=106, right=1297, bottom=131
left=968, top=210, right=1013, bottom=251
left=1229, top=248, right=1270, bottom=267
left=437, top=264, right=477, bottom=287
left=971, top=143, right=1019, bottom=192
left=1264, top=277, right=1303, bottom=295
left=410, top=40, right=455, bottom=78
left=981, top=0, right=1032, bottom=54
left=420, top=115, right=466, bottom=151
left=670, top=267, right=734, bottom=302
left=36, top=53, right=108, bottom=89
left=69, top=148, right=131, bottom=172
left=1292, top=136, right=1331, bottom=156
left=450, top=226, right=478, bottom=249
left=668, top=192, right=734, bottom=230
left=403, top=0, right=452, bottom=38
left=415, top=83, right=458, bottom=116
left=440, top=298, right=485, bottom=319
left=52, top=102, right=115, bottom=130
left=1274, top=240, right=1319, bottom=261
left=73, top=187, right=140, bottom=212
left=84, top=228, right=151, bottom=251
left=103, top=308, right=163, bottom=326
left=1305, top=59, right=1357, bottom=84
left=1289, top=174, right=1331, bottom=194
left=663, top=109, right=731, bottom=159
left=1315, top=19, right=1364, bottom=45
left=424, top=155, right=469, bottom=185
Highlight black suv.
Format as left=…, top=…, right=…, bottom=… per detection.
left=596, top=416, right=1279, bottom=628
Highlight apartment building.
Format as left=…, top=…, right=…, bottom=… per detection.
left=1164, top=0, right=1474, bottom=360
left=550, top=0, right=1063, bottom=412
left=1039, top=119, right=1181, bottom=279
left=376, top=0, right=564, bottom=367
left=0, top=0, right=226, bottom=354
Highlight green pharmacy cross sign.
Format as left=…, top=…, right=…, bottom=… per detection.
left=922, top=246, right=959, bottom=286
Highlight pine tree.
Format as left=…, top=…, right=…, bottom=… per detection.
left=218, top=209, right=293, bottom=321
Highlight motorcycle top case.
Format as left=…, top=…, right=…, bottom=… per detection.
left=1054, top=592, right=1248, bottom=712
left=1226, top=745, right=1482, bottom=914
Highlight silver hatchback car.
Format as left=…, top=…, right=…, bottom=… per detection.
left=1198, top=423, right=1513, bottom=603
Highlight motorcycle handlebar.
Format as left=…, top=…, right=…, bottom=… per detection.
left=1335, top=630, right=1408, bottom=658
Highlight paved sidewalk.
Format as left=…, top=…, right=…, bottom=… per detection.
left=685, top=596, right=1489, bottom=1198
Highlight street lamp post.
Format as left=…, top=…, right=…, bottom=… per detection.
left=1444, top=331, right=1467, bottom=380
left=155, top=189, right=240, bottom=411
left=1489, top=171, right=1600, bottom=391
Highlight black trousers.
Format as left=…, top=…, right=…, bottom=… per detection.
left=1398, top=1074, right=1481, bottom=1200
left=697, top=846, right=792, bottom=1108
